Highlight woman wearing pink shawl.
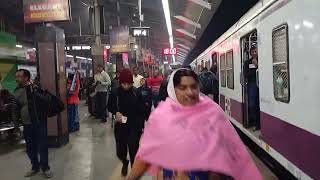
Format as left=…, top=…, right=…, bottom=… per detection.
left=127, top=69, right=262, bottom=180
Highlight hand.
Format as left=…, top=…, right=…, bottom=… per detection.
left=252, top=59, right=258, bottom=66
left=115, top=112, right=123, bottom=122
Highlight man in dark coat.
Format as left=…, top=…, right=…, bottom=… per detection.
left=107, top=69, right=145, bottom=177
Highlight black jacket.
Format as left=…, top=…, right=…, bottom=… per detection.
left=138, top=85, right=152, bottom=120
left=159, top=79, right=169, bottom=101
left=107, top=87, right=145, bottom=142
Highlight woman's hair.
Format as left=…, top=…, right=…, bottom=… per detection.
left=173, top=69, right=199, bottom=87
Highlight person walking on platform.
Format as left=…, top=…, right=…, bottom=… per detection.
left=138, top=78, right=152, bottom=121
left=127, top=68, right=262, bottom=180
left=94, top=64, right=111, bottom=123
left=67, top=72, right=80, bottom=132
left=149, top=69, right=163, bottom=108
left=132, top=66, right=144, bottom=88
left=14, top=69, right=53, bottom=178
left=158, top=70, right=172, bottom=102
left=107, top=69, right=145, bottom=177
left=111, top=71, right=120, bottom=94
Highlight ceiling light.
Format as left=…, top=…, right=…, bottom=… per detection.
left=76, top=56, right=87, bottom=60
left=16, top=44, right=23, bottom=48
left=66, top=55, right=73, bottom=58
left=162, top=0, right=175, bottom=62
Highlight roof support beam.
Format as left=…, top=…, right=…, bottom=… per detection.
left=176, top=29, right=196, bottom=39
left=177, top=43, right=191, bottom=50
left=189, top=0, right=211, bottom=10
left=174, top=15, right=201, bottom=29
left=178, top=48, right=189, bottom=54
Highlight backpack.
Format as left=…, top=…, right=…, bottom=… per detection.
left=47, top=91, right=65, bottom=117
left=199, top=72, right=214, bottom=95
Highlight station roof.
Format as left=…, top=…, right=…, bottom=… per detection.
left=0, top=0, right=258, bottom=64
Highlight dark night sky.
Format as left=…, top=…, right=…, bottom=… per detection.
left=185, top=0, right=259, bottom=65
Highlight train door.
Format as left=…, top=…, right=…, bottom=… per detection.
left=240, top=30, right=260, bottom=131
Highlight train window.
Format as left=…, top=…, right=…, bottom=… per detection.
left=226, top=50, right=234, bottom=89
left=220, top=54, right=226, bottom=87
left=272, top=24, right=290, bottom=103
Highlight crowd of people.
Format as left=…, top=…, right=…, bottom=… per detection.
left=0, top=64, right=262, bottom=179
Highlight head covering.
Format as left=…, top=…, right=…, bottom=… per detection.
left=119, top=69, right=134, bottom=84
left=136, top=97, right=262, bottom=180
left=167, top=68, right=199, bottom=104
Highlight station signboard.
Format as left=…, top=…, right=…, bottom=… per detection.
left=23, top=0, right=71, bottom=23
left=130, top=27, right=150, bottom=37
left=162, top=48, right=177, bottom=56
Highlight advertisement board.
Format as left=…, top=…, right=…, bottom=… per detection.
left=23, top=0, right=71, bottom=23
left=110, top=26, right=129, bottom=53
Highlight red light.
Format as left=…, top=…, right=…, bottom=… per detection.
left=104, top=48, right=108, bottom=63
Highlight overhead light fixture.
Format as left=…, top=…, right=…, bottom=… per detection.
left=87, top=58, right=92, bottom=61
left=32, top=48, right=36, bottom=51
left=189, top=0, right=211, bottom=10
left=76, top=56, right=87, bottom=60
left=134, top=44, right=139, bottom=49
left=164, top=61, right=169, bottom=64
left=66, top=55, right=73, bottom=58
left=16, top=44, right=23, bottom=48
left=105, top=45, right=111, bottom=49
left=162, top=0, right=175, bottom=62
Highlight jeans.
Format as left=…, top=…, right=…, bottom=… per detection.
left=23, top=120, right=50, bottom=171
left=68, top=104, right=80, bottom=132
left=152, top=94, right=160, bottom=108
left=247, top=82, right=260, bottom=128
left=95, top=92, right=108, bottom=121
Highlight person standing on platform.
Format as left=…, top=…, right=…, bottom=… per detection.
left=107, top=69, right=145, bottom=177
left=132, top=66, right=144, bottom=88
left=149, top=69, right=163, bottom=108
left=94, top=64, right=111, bottom=123
left=210, top=65, right=219, bottom=104
left=138, top=78, right=152, bottom=121
left=127, top=68, right=262, bottom=180
left=14, top=69, right=53, bottom=178
left=67, top=72, right=80, bottom=132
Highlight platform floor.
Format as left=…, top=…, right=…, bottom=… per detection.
left=0, top=102, right=278, bottom=180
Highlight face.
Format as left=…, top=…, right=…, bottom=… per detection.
left=97, top=66, right=103, bottom=73
left=175, top=76, right=200, bottom=106
left=133, top=68, right=138, bottom=75
left=121, top=83, right=133, bottom=91
left=16, top=71, right=28, bottom=86
left=250, top=48, right=258, bottom=59
left=143, top=72, right=148, bottom=78
left=140, top=78, right=146, bottom=86
left=154, top=70, right=159, bottom=76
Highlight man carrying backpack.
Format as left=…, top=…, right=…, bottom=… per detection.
left=198, top=67, right=218, bottom=100
left=14, top=69, right=53, bottom=178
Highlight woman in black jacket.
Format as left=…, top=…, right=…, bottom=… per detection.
left=107, top=69, right=145, bottom=177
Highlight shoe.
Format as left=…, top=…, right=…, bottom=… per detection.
left=42, top=170, right=53, bottom=178
left=24, top=169, right=39, bottom=177
left=121, top=161, right=129, bottom=176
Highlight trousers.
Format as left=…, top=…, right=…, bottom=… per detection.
left=95, top=92, right=108, bottom=121
left=23, top=120, right=50, bottom=171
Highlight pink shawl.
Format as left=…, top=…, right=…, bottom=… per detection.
left=136, top=96, right=262, bottom=180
